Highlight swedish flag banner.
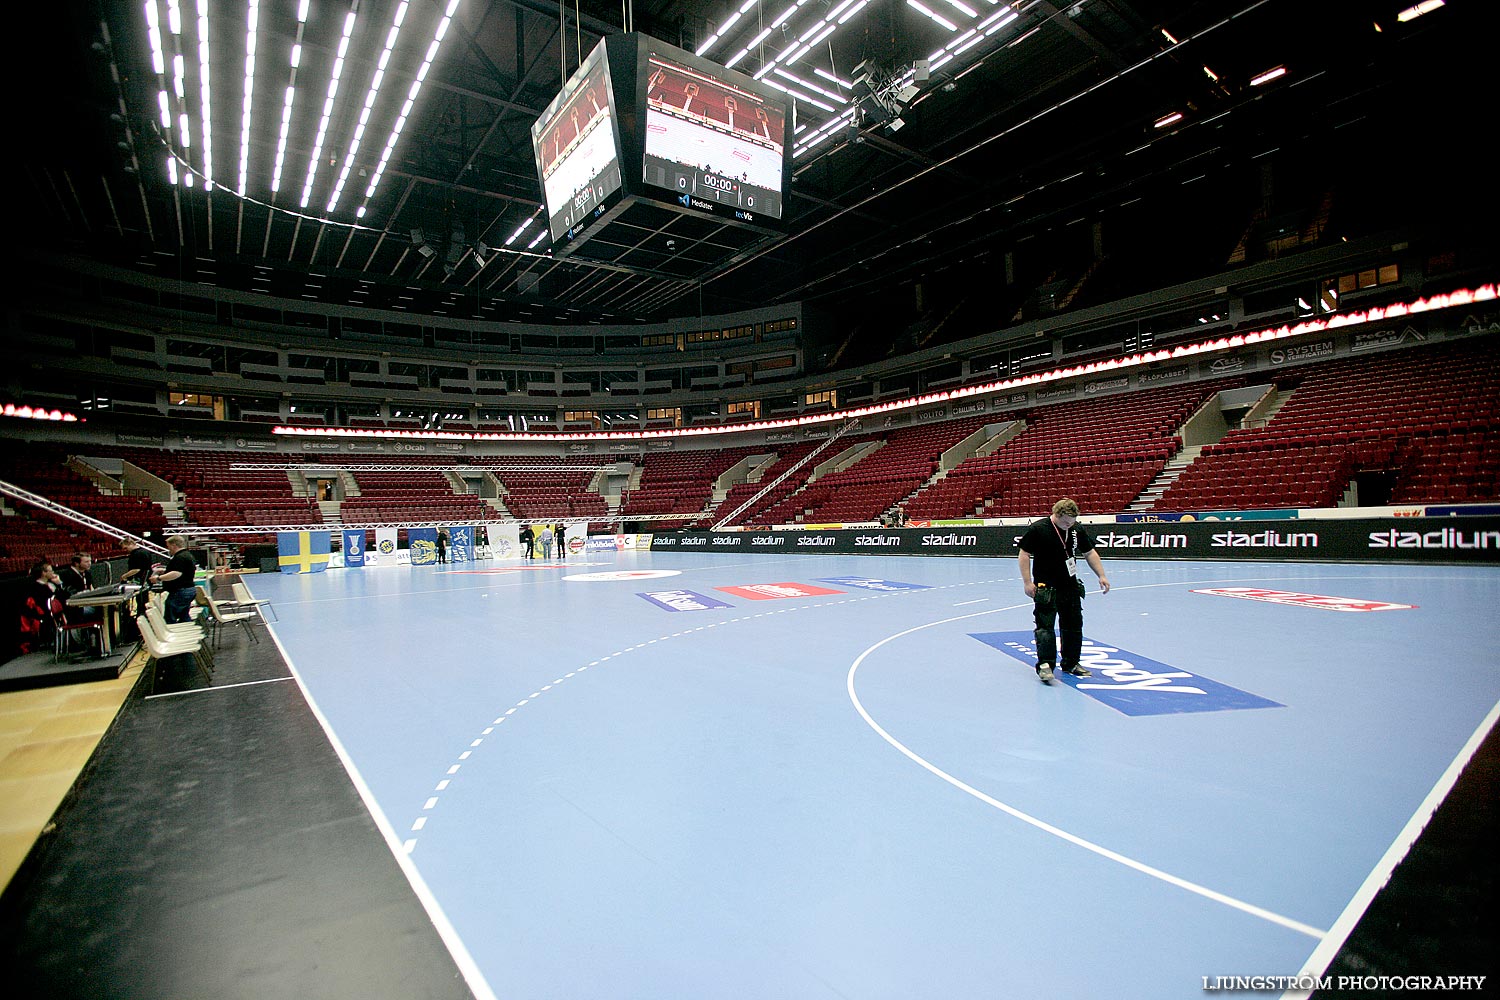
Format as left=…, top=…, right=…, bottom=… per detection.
left=342, top=529, right=366, bottom=568
left=449, top=525, right=474, bottom=563
left=278, top=531, right=332, bottom=574
left=408, top=526, right=439, bottom=566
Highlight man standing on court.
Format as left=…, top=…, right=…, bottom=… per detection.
left=1017, top=498, right=1110, bottom=684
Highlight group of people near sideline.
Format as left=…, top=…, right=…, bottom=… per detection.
left=518, top=523, right=569, bottom=560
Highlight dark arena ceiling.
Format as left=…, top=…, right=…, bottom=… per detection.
left=16, top=0, right=1496, bottom=334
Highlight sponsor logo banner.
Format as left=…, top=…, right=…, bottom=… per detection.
left=342, top=529, right=366, bottom=568
left=181, top=435, right=226, bottom=449
left=1192, top=588, right=1416, bottom=612
left=233, top=437, right=278, bottom=450
left=1137, top=365, right=1189, bottom=386
left=652, top=519, right=1500, bottom=563
left=715, top=582, right=845, bottom=601
left=1203, top=353, right=1254, bottom=375
left=1188, top=508, right=1301, bottom=521
left=1269, top=338, right=1335, bottom=366
left=1424, top=504, right=1500, bottom=517
left=371, top=527, right=398, bottom=567
left=638, top=589, right=735, bottom=612
left=815, top=576, right=929, bottom=592
left=1352, top=325, right=1425, bottom=352
left=1037, top=387, right=1075, bottom=401
left=117, top=433, right=165, bottom=447
left=1366, top=525, right=1500, bottom=551
left=1084, top=376, right=1130, bottom=395
left=972, top=632, right=1283, bottom=716
left=449, top=525, right=474, bottom=563
left=302, top=440, right=344, bottom=452
left=408, top=527, right=439, bottom=566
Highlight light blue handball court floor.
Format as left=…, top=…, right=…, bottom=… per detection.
left=244, top=550, right=1500, bottom=1000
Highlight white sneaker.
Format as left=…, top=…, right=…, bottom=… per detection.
left=1037, top=663, right=1054, bottom=683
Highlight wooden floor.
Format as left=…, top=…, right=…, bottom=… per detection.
left=0, top=649, right=146, bottom=892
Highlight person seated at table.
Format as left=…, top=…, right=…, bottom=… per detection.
left=58, top=552, right=101, bottom=622
left=17, top=562, right=61, bottom=655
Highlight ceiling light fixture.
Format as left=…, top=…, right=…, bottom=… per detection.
left=1397, top=0, right=1445, bottom=22
left=328, top=1, right=411, bottom=213
left=907, top=0, right=958, bottom=31
left=358, top=0, right=464, bottom=221
left=299, top=9, right=358, bottom=208
left=1250, top=65, right=1287, bottom=86
left=193, top=0, right=214, bottom=190
left=271, top=0, right=310, bottom=193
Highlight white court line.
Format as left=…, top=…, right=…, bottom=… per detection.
left=252, top=564, right=1431, bottom=985
left=144, top=676, right=294, bottom=700
left=845, top=580, right=1332, bottom=941
left=1282, top=696, right=1500, bottom=999
left=244, top=581, right=499, bottom=1000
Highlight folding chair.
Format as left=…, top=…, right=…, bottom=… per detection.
left=194, top=586, right=260, bottom=648
left=50, top=598, right=103, bottom=661
left=136, top=614, right=213, bottom=685
left=227, top=581, right=277, bottom=623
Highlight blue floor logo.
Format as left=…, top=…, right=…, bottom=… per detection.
left=816, top=576, right=930, bottom=592
left=971, top=632, right=1284, bottom=716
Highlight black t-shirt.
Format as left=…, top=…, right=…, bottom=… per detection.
left=162, top=551, right=198, bottom=592
left=1018, top=517, right=1096, bottom=588
left=125, top=547, right=155, bottom=583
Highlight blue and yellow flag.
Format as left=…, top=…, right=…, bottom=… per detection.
left=278, top=531, right=332, bottom=574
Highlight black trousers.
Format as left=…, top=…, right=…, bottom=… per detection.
left=1033, top=579, right=1084, bottom=668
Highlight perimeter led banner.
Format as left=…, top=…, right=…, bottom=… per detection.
left=532, top=39, right=625, bottom=243
left=649, top=518, right=1500, bottom=564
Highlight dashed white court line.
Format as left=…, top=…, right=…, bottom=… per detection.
left=844, top=581, right=1333, bottom=941
left=400, top=576, right=1014, bottom=854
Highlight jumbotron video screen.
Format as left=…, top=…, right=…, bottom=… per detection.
left=643, top=51, right=786, bottom=223
left=532, top=44, right=624, bottom=244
